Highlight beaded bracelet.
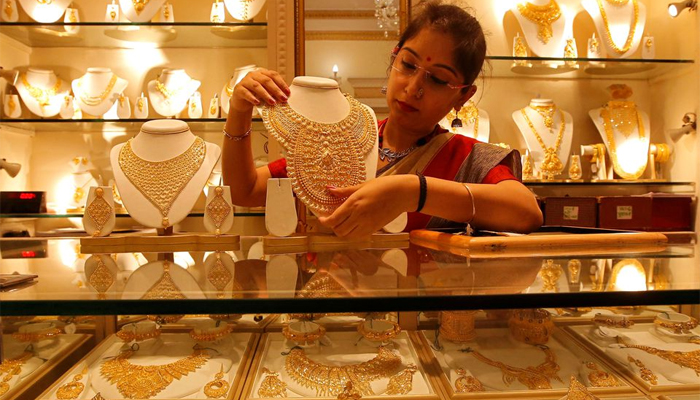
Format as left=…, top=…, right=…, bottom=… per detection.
left=223, top=126, right=252, bottom=141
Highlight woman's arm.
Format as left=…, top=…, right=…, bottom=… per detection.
left=221, top=69, right=289, bottom=206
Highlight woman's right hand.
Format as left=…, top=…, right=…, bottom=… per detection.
left=229, top=68, right=291, bottom=114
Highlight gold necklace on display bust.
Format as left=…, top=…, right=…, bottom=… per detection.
left=596, top=0, right=639, bottom=54
left=599, top=101, right=646, bottom=180
left=516, top=0, right=562, bottom=44
left=76, top=74, right=117, bottom=107
left=21, top=73, right=62, bottom=109
left=520, top=108, right=565, bottom=180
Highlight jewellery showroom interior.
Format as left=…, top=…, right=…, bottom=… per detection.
left=1, top=0, right=700, bottom=399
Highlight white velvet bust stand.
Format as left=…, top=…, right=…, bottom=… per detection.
left=16, top=68, right=71, bottom=118
left=111, top=119, right=221, bottom=229
left=439, top=107, right=490, bottom=143
left=512, top=99, right=573, bottom=178
left=221, top=64, right=257, bottom=115
left=119, top=0, right=166, bottom=22
left=510, top=0, right=574, bottom=57
left=582, top=0, right=646, bottom=58
left=224, top=0, right=266, bottom=21
left=18, top=0, right=70, bottom=22
left=71, top=68, right=128, bottom=118
left=148, top=69, right=201, bottom=117
left=588, top=106, right=650, bottom=179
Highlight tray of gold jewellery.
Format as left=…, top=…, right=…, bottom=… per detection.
left=562, top=310, right=700, bottom=394
left=411, top=309, right=640, bottom=399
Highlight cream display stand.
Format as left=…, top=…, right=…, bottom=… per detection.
left=71, top=68, right=128, bottom=118
left=582, top=0, right=646, bottom=59
left=224, top=0, right=266, bottom=21
left=221, top=64, right=257, bottom=114
left=16, top=68, right=71, bottom=118
left=17, top=0, right=71, bottom=22
left=510, top=0, right=573, bottom=58
left=118, top=0, right=166, bottom=22
left=148, top=69, right=201, bottom=117
left=513, top=99, right=573, bottom=180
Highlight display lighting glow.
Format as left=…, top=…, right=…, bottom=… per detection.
left=609, top=259, right=647, bottom=291
left=58, top=239, right=80, bottom=269
left=615, top=139, right=648, bottom=177
left=668, top=1, right=697, bottom=17
left=174, top=252, right=195, bottom=269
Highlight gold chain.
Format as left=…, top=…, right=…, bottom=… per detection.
left=284, top=347, right=401, bottom=396
left=100, top=348, right=209, bottom=399
left=516, top=0, right=561, bottom=44
left=521, top=108, right=565, bottom=179
left=596, top=0, right=638, bottom=54
left=620, top=339, right=700, bottom=375
left=86, top=187, right=112, bottom=236
left=465, top=345, right=562, bottom=390
left=77, top=74, right=117, bottom=107
left=118, top=136, right=206, bottom=227
left=262, top=94, right=376, bottom=215
left=599, top=102, right=646, bottom=180
left=155, top=77, right=191, bottom=100
left=20, top=73, right=62, bottom=108
left=142, top=261, right=186, bottom=300
left=132, top=0, right=150, bottom=14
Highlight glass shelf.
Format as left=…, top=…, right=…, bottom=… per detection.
left=0, top=118, right=263, bottom=133
left=0, top=211, right=264, bottom=219
left=487, top=56, right=695, bottom=80
left=0, top=237, right=697, bottom=316
left=0, top=22, right=267, bottom=48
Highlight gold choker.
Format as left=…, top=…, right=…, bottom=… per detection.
left=357, top=319, right=401, bottom=342
left=20, top=73, right=62, bottom=109
left=516, top=0, right=562, bottom=44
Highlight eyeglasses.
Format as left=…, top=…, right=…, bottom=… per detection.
left=391, top=55, right=470, bottom=91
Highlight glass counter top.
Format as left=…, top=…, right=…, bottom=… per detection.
left=0, top=118, right=263, bottom=133
left=0, top=236, right=697, bottom=316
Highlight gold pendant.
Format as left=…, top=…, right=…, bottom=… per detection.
left=565, top=376, right=599, bottom=400
left=206, top=186, right=231, bottom=234
left=627, top=356, right=657, bottom=385
left=4, top=0, right=13, bottom=18
left=88, top=257, right=114, bottom=296
left=142, top=261, right=186, bottom=300
left=133, top=0, right=150, bottom=14
left=56, top=367, right=88, bottom=399
left=110, top=10, right=116, bottom=20
left=208, top=254, right=232, bottom=295
left=585, top=362, right=620, bottom=387
left=163, top=2, right=170, bottom=19
left=258, top=368, right=288, bottom=397
left=137, top=98, right=144, bottom=112
left=203, top=364, right=230, bottom=398
left=86, top=187, right=112, bottom=236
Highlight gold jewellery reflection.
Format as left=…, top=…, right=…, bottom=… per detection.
left=357, top=319, right=401, bottom=342
left=208, top=252, right=233, bottom=298
left=566, top=375, right=599, bottom=400
left=203, top=364, right=230, bottom=398
left=257, top=368, right=288, bottom=398
left=55, top=366, right=88, bottom=399
left=282, top=321, right=326, bottom=346
left=12, top=324, right=62, bottom=342
left=454, top=368, right=485, bottom=393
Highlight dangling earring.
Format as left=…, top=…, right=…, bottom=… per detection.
left=451, top=107, right=463, bottom=128
left=380, top=86, right=387, bottom=94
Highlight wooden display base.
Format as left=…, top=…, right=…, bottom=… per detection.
left=263, top=232, right=409, bottom=254
left=80, top=233, right=240, bottom=254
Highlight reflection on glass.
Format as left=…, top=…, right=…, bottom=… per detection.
left=607, top=259, right=646, bottom=291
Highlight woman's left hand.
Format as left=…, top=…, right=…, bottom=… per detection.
left=318, top=175, right=416, bottom=239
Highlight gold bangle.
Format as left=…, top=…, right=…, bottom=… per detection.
left=508, top=309, right=554, bottom=345
left=189, top=324, right=234, bottom=343
left=12, top=326, right=62, bottom=342
left=116, top=324, right=161, bottom=343
left=282, top=321, right=326, bottom=345
left=592, top=313, right=634, bottom=329
left=654, top=313, right=698, bottom=334
left=357, top=319, right=401, bottom=342
left=439, top=311, right=477, bottom=343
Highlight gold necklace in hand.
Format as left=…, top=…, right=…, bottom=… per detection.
left=465, top=345, right=563, bottom=390
left=516, top=0, right=562, bottom=44
left=596, top=0, right=639, bottom=54
left=521, top=108, right=565, bottom=180
left=21, top=73, right=62, bottom=109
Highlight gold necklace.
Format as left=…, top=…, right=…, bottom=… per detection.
left=132, top=0, right=150, bottom=14
left=297, top=273, right=349, bottom=298
left=100, top=348, right=209, bottom=399
left=262, top=94, right=376, bottom=215
left=447, top=101, right=479, bottom=137
left=155, top=77, right=191, bottom=100
left=88, top=256, right=114, bottom=299
left=521, top=108, right=565, bottom=179
left=77, top=74, right=117, bottom=107
left=620, top=339, right=700, bottom=376
left=20, top=73, right=62, bottom=109
left=565, top=376, right=599, bottom=400
left=284, top=346, right=401, bottom=396
left=516, top=0, right=561, bottom=44
left=600, top=101, right=646, bottom=180
left=0, top=351, right=32, bottom=375
left=596, top=0, right=639, bottom=54
left=118, top=137, right=206, bottom=227
left=465, top=345, right=562, bottom=390
left=56, top=367, right=88, bottom=400
left=142, top=261, right=185, bottom=300
left=627, top=356, right=657, bottom=385
left=529, top=104, right=556, bottom=133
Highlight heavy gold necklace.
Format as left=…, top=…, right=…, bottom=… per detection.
left=100, top=347, right=209, bottom=399
left=529, top=104, right=556, bottom=133
left=599, top=101, right=646, bottom=180
left=465, top=345, right=562, bottom=390
left=262, top=94, right=376, bottom=215
left=596, top=0, right=639, bottom=54
left=620, top=339, right=700, bottom=376
left=284, top=346, right=401, bottom=396
left=20, top=73, right=62, bottom=109
left=447, top=101, right=479, bottom=137
left=521, top=108, right=565, bottom=180
left=142, top=261, right=185, bottom=300
left=516, top=0, right=561, bottom=44
left=77, top=74, right=117, bottom=107
left=118, top=137, right=206, bottom=227
left=155, top=77, right=191, bottom=101
left=132, top=0, right=150, bottom=14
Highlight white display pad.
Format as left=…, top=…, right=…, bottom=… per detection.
left=249, top=331, right=433, bottom=398
left=582, top=0, right=646, bottom=59
left=510, top=0, right=574, bottom=57
left=118, top=0, right=166, bottom=22
left=17, top=0, right=70, bottom=22
left=148, top=69, right=201, bottom=117
left=265, top=178, right=297, bottom=237
left=71, top=68, right=128, bottom=117
left=110, top=119, right=220, bottom=229
left=16, top=68, right=71, bottom=118
left=221, top=64, right=257, bottom=114
left=121, top=260, right=206, bottom=299
left=224, top=0, right=266, bottom=21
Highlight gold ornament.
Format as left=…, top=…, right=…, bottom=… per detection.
left=0, top=352, right=32, bottom=375
left=7, top=95, right=16, bottom=116
left=69, top=8, right=77, bottom=23
left=564, top=38, right=576, bottom=58
left=0, top=366, right=20, bottom=396
left=206, top=186, right=231, bottom=236
left=465, top=345, right=562, bottom=390
left=439, top=311, right=476, bottom=343
left=208, top=253, right=232, bottom=297
left=12, top=326, right=62, bottom=342
left=20, top=73, right=62, bottom=109
left=654, top=315, right=698, bottom=334
left=155, top=76, right=190, bottom=101
left=4, top=0, right=13, bottom=19
left=516, top=0, right=561, bottom=44
left=596, top=0, right=639, bottom=54
left=118, top=136, right=206, bottom=227
left=203, top=364, right=230, bottom=398
left=620, top=338, right=700, bottom=375
left=240, top=0, right=255, bottom=20
left=210, top=105, right=217, bottom=115
left=645, top=37, right=653, bottom=49
left=284, top=346, right=401, bottom=396
left=100, top=347, right=209, bottom=399
left=514, top=33, right=528, bottom=57
left=77, top=74, right=117, bottom=107
left=521, top=108, right=565, bottom=180
left=606, top=0, right=630, bottom=4
left=86, top=187, right=112, bottom=237
left=91, top=393, right=105, bottom=400
left=386, top=364, right=417, bottom=395
left=539, top=259, right=562, bottom=292
left=116, top=325, right=161, bottom=343
left=627, top=355, right=657, bottom=385
left=589, top=34, right=600, bottom=53
left=455, top=368, right=484, bottom=392
left=282, top=322, right=326, bottom=345
left=297, top=273, right=349, bottom=298
left=110, top=10, right=116, bottom=20
left=522, top=152, right=534, bottom=179
left=262, top=94, right=376, bottom=215
left=530, top=104, right=556, bottom=132
left=592, top=314, right=633, bottom=328
left=258, top=368, right=287, bottom=397
left=88, top=256, right=114, bottom=298
left=600, top=101, right=646, bottom=180
left=337, top=381, right=361, bottom=400
left=189, top=324, right=233, bottom=343
left=585, top=362, right=620, bottom=387
left=132, top=0, right=150, bottom=14
left=163, top=2, right=170, bottom=19
left=357, top=319, right=401, bottom=342
left=56, top=367, right=88, bottom=400
left=565, top=375, right=600, bottom=400
left=446, top=101, right=479, bottom=137
left=142, top=261, right=186, bottom=300
left=225, top=81, right=235, bottom=97
left=568, top=156, right=582, bottom=181
left=509, top=309, right=554, bottom=345
left=36, top=0, right=52, bottom=4
left=137, top=97, right=144, bottom=112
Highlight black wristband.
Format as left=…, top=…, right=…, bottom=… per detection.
left=415, top=172, right=427, bottom=213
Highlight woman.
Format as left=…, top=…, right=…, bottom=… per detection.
left=222, top=1, right=542, bottom=238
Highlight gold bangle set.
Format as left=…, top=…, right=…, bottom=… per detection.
left=115, top=325, right=161, bottom=343
left=282, top=322, right=326, bottom=345
left=439, top=311, right=477, bottom=343
left=508, top=309, right=554, bottom=345
left=189, top=324, right=234, bottom=343
left=12, top=326, right=62, bottom=342
left=357, top=319, right=401, bottom=342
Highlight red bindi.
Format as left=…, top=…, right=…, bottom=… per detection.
left=426, top=56, right=432, bottom=62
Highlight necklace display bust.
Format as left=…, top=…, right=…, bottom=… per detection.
left=71, top=68, right=128, bottom=118
left=221, top=64, right=257, bottom=115
left=119, top=0, right=166, bottom=22
left=581, top=0, right=646, bottom=58
left=224, top=0, right=266, bottom=21
left=148, top=69, right=201, bottom=117
left=511, top=0, right=573, bottom=57
left=17, top=0, right=70, bottom=22
left=110, top=120, right=221, bottom=229
left=16, top=68, right=71, bottom=117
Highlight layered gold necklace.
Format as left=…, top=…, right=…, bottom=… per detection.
left=118, top=137, right=206, bottom=227
left=465, top=345, right=563, bottom=390
left=155, top=77, right=191, bottom=101
left=599, top=101, right=646, bottom=180
left=100, top=347, right=209, bottom=399
left=521, top=108, right=565, bottom=179
left=596, top=0, right=639, bottom=54
left=77, top=74, right=117, bottom=107
left=262, top=94, right=376, bottom=215
left=516, top=0, right=561, bottom=44
left=447, top=101, right=479, bottom=137
left=20, top=73, right=62, bottom=109
left=284, top=346, right=401, bottom=396
left=132, top=0, right=150, bottom=14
